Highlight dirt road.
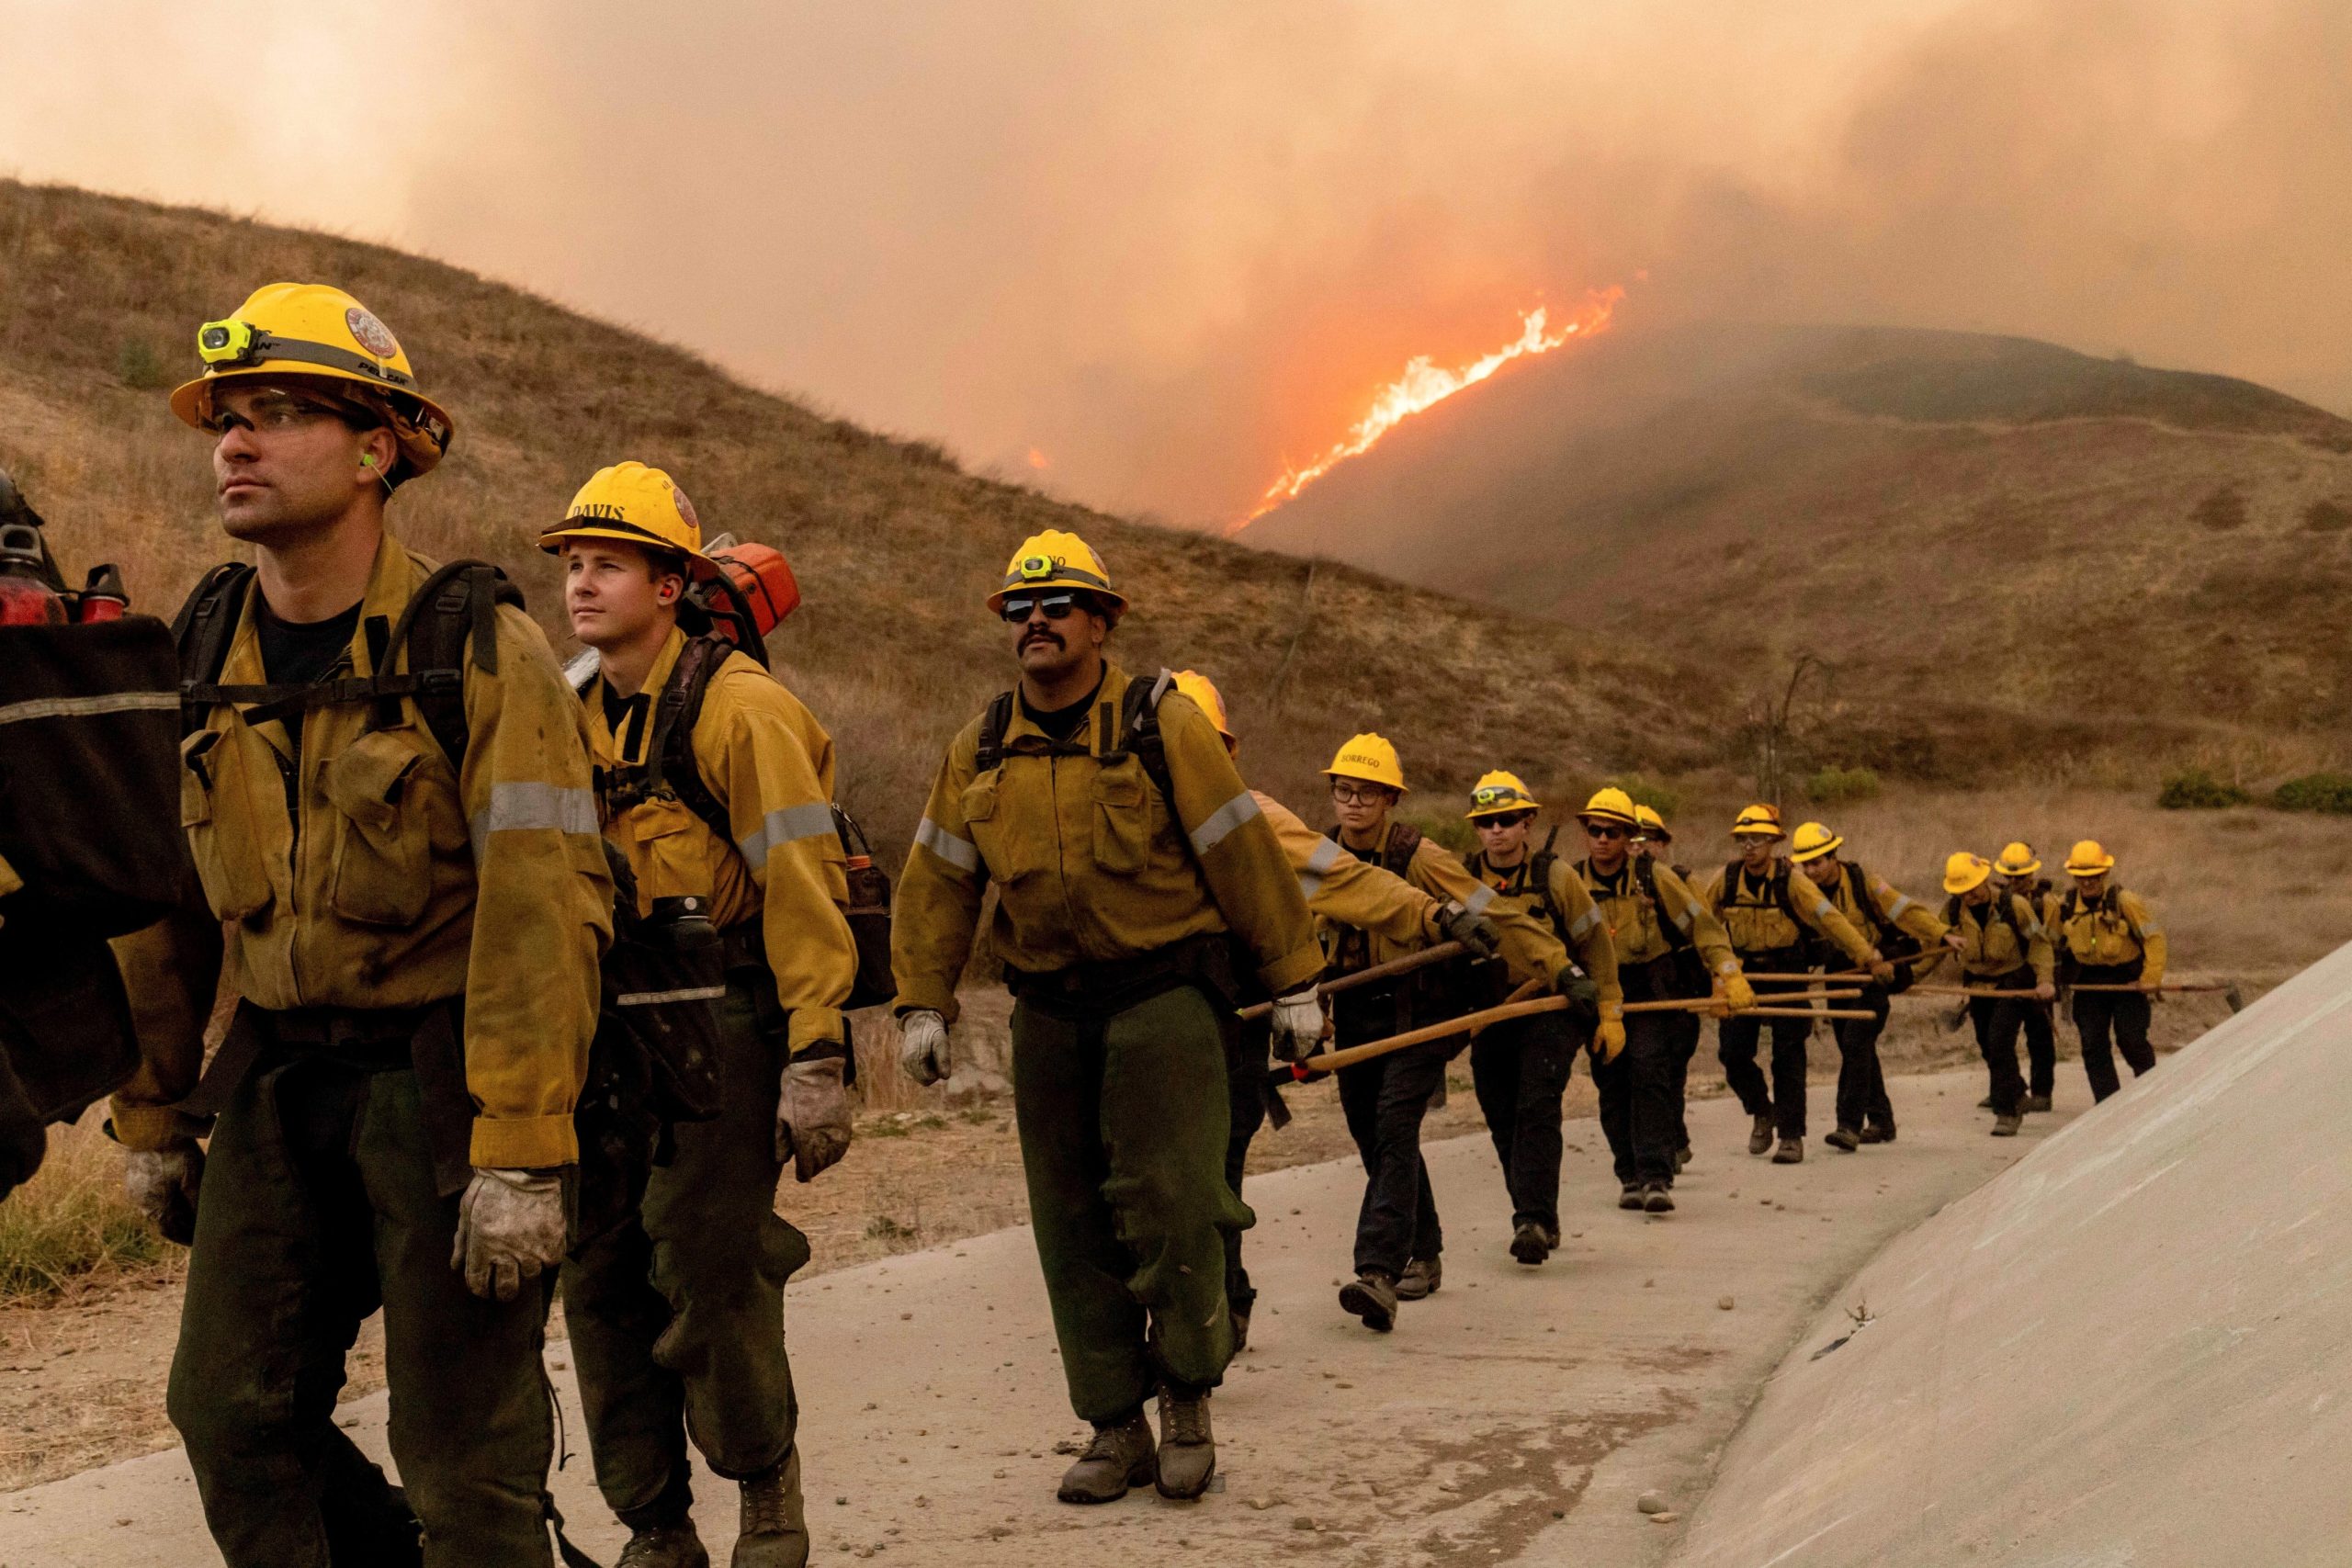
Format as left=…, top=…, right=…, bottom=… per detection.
left=1, top=1066, right=2077, bottom=1566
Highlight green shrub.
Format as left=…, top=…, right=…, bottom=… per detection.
left=2302, top=499, right=2352, bottom=534
left=1804, top=766, right=1882, bottom=805
left=2157, top=767, right=2252, bottom=809
left=116, top=337, right=171, bottom=390
left=2274, top=772, right=2352, bottom=814
left=2192, top=488, right=2248, bottom=532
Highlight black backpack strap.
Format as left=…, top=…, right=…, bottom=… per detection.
left=1634, top=854, right=1692, bottom=952
left=1382, top=820, right=1423, bottom=878
left=975, top=690, right=1016, bottom=775
left=642, top=637, right=733, bottom=848
left=386, top=559, right=524, bottom=774
left=1115, top=668, right=1179, bottom=806
left=1528, top=826, right=1571, bottom=942
left=172, top=562, right=258, bottom=732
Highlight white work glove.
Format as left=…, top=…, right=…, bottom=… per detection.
left=124, top=1141, right=204, bottom=1246
left=777, top=1054, right=854, bottom=1183
left=898, top=1009, right=951, bottom=1086
left=449, top=1168, right=565, bottom=1303
left=1269, top=988, right=1327, bottom=1063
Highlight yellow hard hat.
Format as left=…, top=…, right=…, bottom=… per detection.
left=1633, top=804, right=1669, bottom=841
left=1466, top=769, right=1542, bottom=820
left=1943, top=852, right=1993, bottom=895
left=1994, top=840, right=2041, bottom=877
left=170, top=282, right=454, bottom=479
left=987, top=529, right=1125, bottom=615
left=539, top=461, right=720, bottom=578
left=1577, top=786, right=1639, bottom=828
left=2064, top=840, right=2116, bottom=876
left=1731, top=803, right=1785, bottom=840
left=1790, top=820, right=1844, bottom=863
left=1170, top=670, right=1235, bottom=751
left=1324, top=732, right=1408, bottom=793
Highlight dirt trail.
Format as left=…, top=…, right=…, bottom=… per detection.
left=0, top=1066, right=2073, bottom=1567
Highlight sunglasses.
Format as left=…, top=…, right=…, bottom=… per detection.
left=1586, top=823, right=1631, bottom=840
left=1476, top=811, right=1533, bottom=830
left=1001, top=592, right=1081, bottom=624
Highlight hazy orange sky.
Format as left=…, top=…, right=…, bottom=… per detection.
left=4, top=0, right=2345, bottom=525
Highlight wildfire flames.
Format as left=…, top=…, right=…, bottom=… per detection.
left=1231, top=285, right=1624, bottom=532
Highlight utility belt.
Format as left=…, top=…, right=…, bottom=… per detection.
left=2071, top=958, right=2143, bottom=987
left=1006, top=932, right=1238, bottom=1019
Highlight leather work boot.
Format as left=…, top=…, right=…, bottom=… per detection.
left=1618, top=1182, right=1645, bottom=1210
left=1643, top=1183, right=1676, bottom=1213
left=617, top=1522, right=710, bottom=1568
left=1675, top=1145, right=1693, bottom=1172
left=1541, top=1223, right=1562, bottom=1250
left=2023, top=1094, right=2052, bottom=1113
left=1395, top=1256, right=1443, bottom=1300
left=1339, top=1270, right=1399, bottom=1332
left=1510, top=1223, right=1550, bottom=1264
left=735, top=1450, right=809, bottom=1567
left=1860, top=1122, right=1896, bottom=1145
left=1977, top=1094, right=1996, bottom=1110
left=1771, top=1138, right=1804, bottom=1164
left=1154, top=1387, right=1216, bottom=1500
left=1992, top=1114, right=2023, bottom=1137
left=1747, top=1114, right=1775, bottom=1156
left=1057, top=1413, right=1157, bottom=1504
left=1824, top=1127, right=1861, bottom=1153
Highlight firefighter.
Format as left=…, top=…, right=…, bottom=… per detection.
left=545, top=463, right=857, bottom=1568
left=1791, top=822, right=1955, bottom=1152
left=1631, top=804, right=1708, bottom=1168
left=1698, top=806, right=1884, bottom=1165
left=1943, top=852, right=2055, bottom=1137
left=1315, top=737, right=1575, bottom=1327
left=1165, top=672, right=1499, bottom=1351
left=1460, top=773, right=1623, bottom=1249
left=1576, top=789, right=1744, bottom=1210
left=1994, top=841, right=2061, bottom=1112
left=2054, top=840, right=2167, bottom=1102
left=110, top=283, right=612, bottom=1566
left=891, top=533, right=1320, bottom=1505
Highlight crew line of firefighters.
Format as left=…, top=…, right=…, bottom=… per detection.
left=103, top=282, right=2185, bottom=1566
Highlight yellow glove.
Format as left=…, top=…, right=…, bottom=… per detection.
left=1723, top=973, right=1757, bottom=1013
left=1593, top=1003, right=1626, bottom=1064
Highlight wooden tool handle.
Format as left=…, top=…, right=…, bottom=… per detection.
left=1235, top=941, right=1468, bottom=1021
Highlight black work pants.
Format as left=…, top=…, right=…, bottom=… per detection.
left=1718, top=954, right=1815, bottom=1139
left=1336, top=1038, right=1450, bottom=1279
left=1468, top=1010, right=1576, bottom=1230
left=1221, top=1018, right=1273, bottom=1313
left=1831, top=987, right=1896, bottom=1134
left=1596, top=1010, right=1682, bottom=1186
left=1664, top=1009, right=1702, bottom=1155
left=1967, top=970, right=2032, bottom=1117
left=2021, top=998, right=2057, bottom=1100
left=2072, top=987, right=2156, bottom=1102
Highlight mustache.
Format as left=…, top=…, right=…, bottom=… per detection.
left=1019, top=627, right=1064, bottom=649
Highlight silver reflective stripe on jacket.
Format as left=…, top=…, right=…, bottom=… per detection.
left=738, top=801, right=836, bottom=865
left=1297, top=834, right=1348, bottom=903
left=1188, top=789, right=1262, bottom=856
left=469, top=782, right=597, bottom=860
left=913, top=815, right=980, bottom=874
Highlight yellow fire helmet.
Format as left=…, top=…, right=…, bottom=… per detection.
left=1170, top=669, right=1235, bottom=752
left=987, top=528, right=1125, bottom=617
left=1466, top=769, right=1542, bottom=820
left=1943, top=851, right=1993, bottom=896
left=2064, top=839, right=2117, bottom=876
left=539, top=461, right=719, bottom=579
left=1577, top=786, right=1639, bottom=828
left=1634, top=803, right=1670, bottom=842
left=170, top=282, right=455, bottom=479
left=1324, top=732, right=1408, bottom=793
left=1790, top=820, right=1844, bottom=863
left=1731, top=803, right=1785, bottom=840
left=1995, top=840, right=2041, bottom=878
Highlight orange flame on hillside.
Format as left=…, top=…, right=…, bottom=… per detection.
left=1229, top=285, right=1624, bottom=534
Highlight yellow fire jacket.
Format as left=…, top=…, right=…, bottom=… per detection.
left=2055, top=887, right=2167, bottom=982
left=1464, top=849, right=1623, bottom=1015
left=1256, top=791, right=1443, bottom=947
left=109, top=534, right=613, bottom=1167
left=585, top=626, right=856, bottom=1052
left=1951, top=892, right=2055, bottom=985
left=1318, top=819, right=1566, bottom=990
left=892, top=664, right=1319, bottom=1021
left=1697, top=859, right=1875, bottom=964
left=1578, top=857, right=1739, bottom=978
left=1817, top=861, right=1950, bottom=958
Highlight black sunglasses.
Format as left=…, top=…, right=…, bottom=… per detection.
left=1586, top=823, right=1631, bottom=840
left=1476, top=811, right=1534, bottom=829
left=1001, top=592, right=1081, bottom=624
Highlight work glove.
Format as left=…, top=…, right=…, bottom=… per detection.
left=123, top=1141, right=204, bottom=1247
left=1721, top=973, right=1758, bottom=1013
left=1436, top=901, right=1501, bottom=959
left=1867, top=951, right=1898, bottom=986
left=777, top=1053, right=854, bottom=1183
left=897, top=1009, right=951, bottom=1086
left=1594, top=1003, right=1627, bottom=1065
left=1555, top=968, right=1600, bottom=1022
left=1269, top=988, right=1327, bottom=1063
left=450, top=1168, right=566, bottom=1303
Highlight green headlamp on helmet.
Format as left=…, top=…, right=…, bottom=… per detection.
left=1472, top=784, right=1530, bottom=810
left=194, top=317, right=416, bottom=389
left=1019, top=553, right=1054, bottom=580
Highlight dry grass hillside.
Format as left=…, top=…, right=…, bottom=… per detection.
left=1244, top=323, right=2352, bottom=786
left=0, top=179, right=1712, bottom=854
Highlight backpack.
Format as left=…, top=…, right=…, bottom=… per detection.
left=974, top=667, right=1178, bottom=805
left=1838, top=861, right=1922, bottom=992
left=1716, top=857, right=1810, bottom=947
left=1578, top=852, right=1706, bottom=1000
left=2054, top=886, right=2146, bottom=982
left=583, top=633, right=896, bottom=1011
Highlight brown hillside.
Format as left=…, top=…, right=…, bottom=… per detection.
left=1243, top=323, right=2352, bottom=782
left=0, top=180, right=1711, bottom=850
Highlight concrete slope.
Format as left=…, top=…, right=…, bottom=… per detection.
left=2, top=1069, right=2057, bottom=1568
left=1670, top=950, right=2352, bottom=1568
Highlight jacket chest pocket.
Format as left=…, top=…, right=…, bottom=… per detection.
left=180, top=727, right=277, bottom=921
left=624, top=798, right=713, bottom=912
left=323, top=728, right=432, bottom=927
left=1090, top=760, right=1153, bottom=876
left=959, top=773, right=1020, bottom=880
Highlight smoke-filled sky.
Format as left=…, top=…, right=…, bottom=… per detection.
left=4, top=0, right=2346, bottom=525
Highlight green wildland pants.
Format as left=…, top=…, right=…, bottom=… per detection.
left=1012, top=980, right=1250, bottom=1424
left=168, top=1030, right=555, bottom=1568
left=560, top=977, right=809, bottom=1530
